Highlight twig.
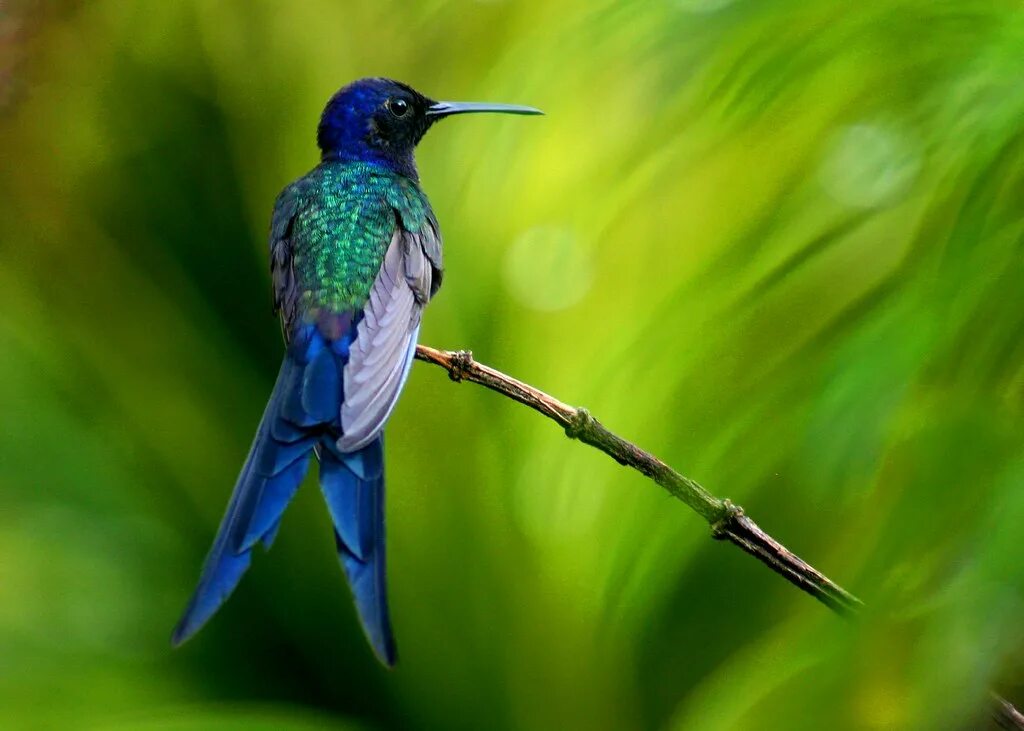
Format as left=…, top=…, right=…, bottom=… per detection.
left=413, top=346, right=860, bottom=614
left=414, top=344, right=1023, bottom=729
left=995, top=694, right=1024, bottom=730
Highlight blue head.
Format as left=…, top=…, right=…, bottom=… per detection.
left=317, top=78, right=542, bottom=180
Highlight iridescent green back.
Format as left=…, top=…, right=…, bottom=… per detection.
left=281, top=161, right=432, bottom=317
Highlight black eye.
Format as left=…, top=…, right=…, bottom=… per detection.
left=387, top=98, right=409, bottom=117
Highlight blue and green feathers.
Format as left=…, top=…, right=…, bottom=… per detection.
left=172, top=77, right=538, bottom=665
left=172, top=156, right=440, bottom=665
left=283, top=162, right=434, bottom=320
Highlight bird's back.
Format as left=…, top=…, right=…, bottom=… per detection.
left=278, top=161, right=435, bottom=330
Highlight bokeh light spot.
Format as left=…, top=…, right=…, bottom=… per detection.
left=503, top=225, right=593, bottom=312
left=818, top=122, right=921, bottom=208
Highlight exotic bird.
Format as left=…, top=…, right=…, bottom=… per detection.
left=172, top=78, right=541, bottom=664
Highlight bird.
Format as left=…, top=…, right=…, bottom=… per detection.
left=171, top=78, right=541, bottom=665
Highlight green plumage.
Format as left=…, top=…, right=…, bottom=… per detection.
left=278, top=161, right=432, bottom=316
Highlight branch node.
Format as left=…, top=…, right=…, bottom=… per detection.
left=448, top=350, right=474, bottom=382
left=565, top=407, right=593, bottom=440
left=711, top=499, right=744, bottom=540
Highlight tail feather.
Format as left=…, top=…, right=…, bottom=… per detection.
left=302, top=345, right=341, bottom=421
left=173, top=324, right=397, bottom=665
left=260, top=519, right=284, bottom=550
left=231, top=451, right=312, bottom=554
left=171, top=357, right=318, bottom=647
left=319, top=439, right=395, bottom=666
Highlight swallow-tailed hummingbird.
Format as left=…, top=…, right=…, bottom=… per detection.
left=172, top=78, right=541, bottom=664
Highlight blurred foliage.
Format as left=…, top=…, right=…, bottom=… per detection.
left=1, top=0, right=1023, bottom=729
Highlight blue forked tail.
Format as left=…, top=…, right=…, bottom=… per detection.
left=320, top=438, right=394, bottom=665
left=172, top=329, right=396, bottom=665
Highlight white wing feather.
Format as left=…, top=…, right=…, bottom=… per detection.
left=336, top=227, right=436, bottom=452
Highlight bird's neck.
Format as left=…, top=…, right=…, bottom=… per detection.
left=320, top=145, right=418, bottom=182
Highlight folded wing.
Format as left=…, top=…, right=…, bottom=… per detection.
left=337, top=221, right=440, bottom=452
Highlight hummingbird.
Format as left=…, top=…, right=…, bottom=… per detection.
left=172, top=78, right=541, bottom=664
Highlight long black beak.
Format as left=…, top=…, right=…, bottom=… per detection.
left=426, top=101, right=544, bottom=118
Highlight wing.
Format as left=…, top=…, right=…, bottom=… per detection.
left=269, top=184, right=303, bottom=338
left=336, top=213, right=442, bottom=452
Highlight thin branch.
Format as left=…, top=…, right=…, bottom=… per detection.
left=414, top=345, right=858, bottom=612
left=994, top=694, right=1024, bottom=730
left=414, top=344, right=1023, bottom=729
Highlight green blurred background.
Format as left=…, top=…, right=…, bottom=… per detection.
left=2, top=1, right=1023, bottom=729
